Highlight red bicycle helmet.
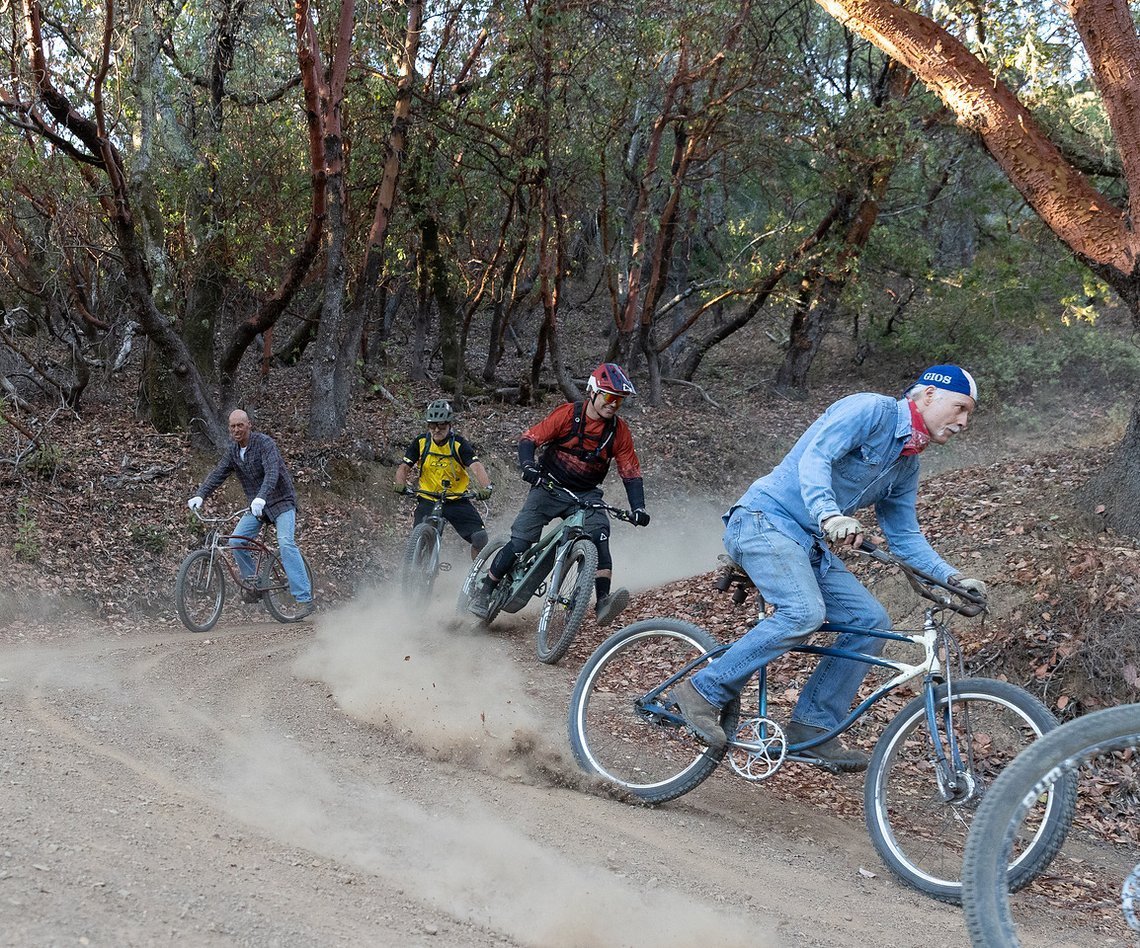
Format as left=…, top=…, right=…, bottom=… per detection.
left=586, top=363, right=636, bottom=397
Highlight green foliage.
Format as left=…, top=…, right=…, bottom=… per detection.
left=14, top=500, right=40, bottom=564
left=130, top=525, right=168, bottom=555
left=25, top=442, right=62, bottom=480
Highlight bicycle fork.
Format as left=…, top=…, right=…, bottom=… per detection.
left=923, top=672, right=978, bottom=804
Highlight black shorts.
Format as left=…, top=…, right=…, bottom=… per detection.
left=414, top=498, right=486, bottom=543
left=508, top=484, right=609, bottom=544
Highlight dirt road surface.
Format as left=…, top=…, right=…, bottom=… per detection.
left=2, top=589, right=1099, bottom=948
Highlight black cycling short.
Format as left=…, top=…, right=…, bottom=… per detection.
left=414, top=497, right=486, bottom=544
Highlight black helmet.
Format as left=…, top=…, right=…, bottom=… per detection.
left=425, top=399, right=455, bottom=423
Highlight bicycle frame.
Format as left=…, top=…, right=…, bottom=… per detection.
left=195, top=513, right=281, bottom=593
left=498, top=508, right=591, bottom=613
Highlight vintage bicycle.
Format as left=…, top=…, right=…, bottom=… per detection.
left=175, top=508, right=315, bottom=632
left=399, top=478, right=479, bottom=602
left=962, top=702, right=1140, bottom=946
left=457, top=478, right=635, bottom=665
left=567, top=541, right=1078, bottom=903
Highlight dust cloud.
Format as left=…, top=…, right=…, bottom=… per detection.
left=220, top=729, right=771, bottom=947
left=607, top=494, right=729, bottom=591
left=294, top=589, right=551, bottom=771
left=280, top=516, right=776, bottom=945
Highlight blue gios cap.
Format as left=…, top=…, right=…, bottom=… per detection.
left=916, top=364, right=978, bottom=402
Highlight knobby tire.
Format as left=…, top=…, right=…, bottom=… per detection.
left=401, top=523, right=440, bottom=603
left=535, top=538, right=597, bottom=665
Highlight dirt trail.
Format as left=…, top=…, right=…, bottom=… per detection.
left=0, top=588, right=1099, bottom=947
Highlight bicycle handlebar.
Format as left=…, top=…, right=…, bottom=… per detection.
left=854, top=539, right=987, bottom=617
left=539, top=477, right=635, bottom=521
left=403, top=486, right=478, bottom=502
left=190, top=507, right=249, bottom=526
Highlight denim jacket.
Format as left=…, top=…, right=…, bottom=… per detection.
left=196, top=432, right=297, bottom=522
left=732, top=393, right=956, bottom=582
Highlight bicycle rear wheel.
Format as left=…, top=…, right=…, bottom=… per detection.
left=261, top=552, right=316, bottom=622
left=568, top=618, right=739, bottom=804
left=535, top=539, right=597, bottom=665
left=456, top=534, right=508, bottom=623
left=175, top=549, right=225, bottom=633
left=400, top=523, right=440, bottom=603
left=865, top=678, right=1076, bottom=903
left=962, top=703, right=1140, bottom=947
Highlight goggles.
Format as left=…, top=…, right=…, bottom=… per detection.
left=596, top=391, right=624, bottom=406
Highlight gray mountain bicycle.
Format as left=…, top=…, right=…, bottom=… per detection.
left=457, top=479, right=634, bottom=665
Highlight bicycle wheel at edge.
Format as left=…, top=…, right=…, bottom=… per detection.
left=175, top=548, right=225, bottom=633
left=456, top=534, right=508, bottom=623
left=535, top=538, right=597, bottom=665
left=262, top=551, right=316, bottom=623
left=864, top=677, right=1076, bottom=904
left=401, top=522, right=440, bottom=603
left=567, top=618, right=739, bottom=804
left=962, top=703, right=1140, bottom=948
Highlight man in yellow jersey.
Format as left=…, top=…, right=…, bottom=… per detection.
left=394, top=400, right=494, bottom=558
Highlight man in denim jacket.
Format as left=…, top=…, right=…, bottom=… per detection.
left=187, top=410, right=314, bottom=618
left=674, top=365, right=985, bottom=770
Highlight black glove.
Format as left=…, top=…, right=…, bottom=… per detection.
left=631, top=508, right=651, bottom=527
left=521, top=463, right=542, bottom=485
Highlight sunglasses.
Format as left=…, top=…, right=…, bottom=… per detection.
left=427, top=421, right=450, bottom=429
left=596, top=391, right=624, bottom=406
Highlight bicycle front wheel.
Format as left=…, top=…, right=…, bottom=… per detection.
left=456, top=534, right=508, bottom=623
left=568, top=618, right=739, bottom=804
left=962, top=703, right=1140, bottom=947
left=535, top=538, right=597, bottom=665
left=175, top=549, right=225, bottom=633
left=262, top=552, right=316, bottom=623
left=401, top=523, right=440, bottom=603
left=865, top=678, right=1075, bottom=903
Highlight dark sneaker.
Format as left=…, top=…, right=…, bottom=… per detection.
left=293, top=601, right=316, bottom=620
left=785, top=721, right=868, bottom=772
left=673, top=679, right=727, bottom=752
left=468, top=585, right=494, bottom=619
left=595, top=588, right=630, bottom=626
left=240, top=588, right=264, bottom=604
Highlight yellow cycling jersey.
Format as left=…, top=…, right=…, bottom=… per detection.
left=403, top=433, right=476, bottom=497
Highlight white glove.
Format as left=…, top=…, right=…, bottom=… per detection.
left=954, top=576, right=987, bottom=598
left=822, top=515, right=863, bottom=544
left=250, top=497, right=266, bottom=518
left=188, top=496, right=203, bottom=511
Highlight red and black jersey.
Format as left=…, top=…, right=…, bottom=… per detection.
left=518, top=401, right=644, bottom=509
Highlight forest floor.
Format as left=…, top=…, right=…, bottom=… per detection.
left=2, top=353, right=1139, bottom=947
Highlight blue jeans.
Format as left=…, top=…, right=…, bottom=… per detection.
left=690, top=507, right=889, bottom=731
left=229, top=508, right=312, bottom=603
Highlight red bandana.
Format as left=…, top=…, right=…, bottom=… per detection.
left=902, top=400, right=931, bottom=456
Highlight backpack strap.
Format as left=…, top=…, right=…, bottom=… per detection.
left=552, top=402, right=616, bottom=461
left=419, top=433, right=458, bottom=468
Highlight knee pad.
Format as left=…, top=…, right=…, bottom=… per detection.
left=592, top=534, right=612, bottom=572
left=470, top=529, right=489, bottom=552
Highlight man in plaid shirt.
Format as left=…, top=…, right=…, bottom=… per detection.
left=188, top=409, right=314, bottom=618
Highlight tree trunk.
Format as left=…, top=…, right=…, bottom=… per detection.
left=811, top=0, right=1140, bottom=532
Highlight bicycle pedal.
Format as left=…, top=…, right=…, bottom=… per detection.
left=785, top=753, right=845, bottom=775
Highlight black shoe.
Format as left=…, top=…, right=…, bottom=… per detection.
left=293, top=601, right=316, bottom=620
left=595, top=588, right=630, bottom=626
left=240, top=588, right=264, bottom=604
left=785, top=721, right=868, bottom=772
left=468, top=585, right=494, bottom=619
left=673, top=679, right=727, bottom=751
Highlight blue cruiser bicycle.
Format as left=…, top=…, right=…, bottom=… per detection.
left=568, top=542, right=1077, bottom=903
